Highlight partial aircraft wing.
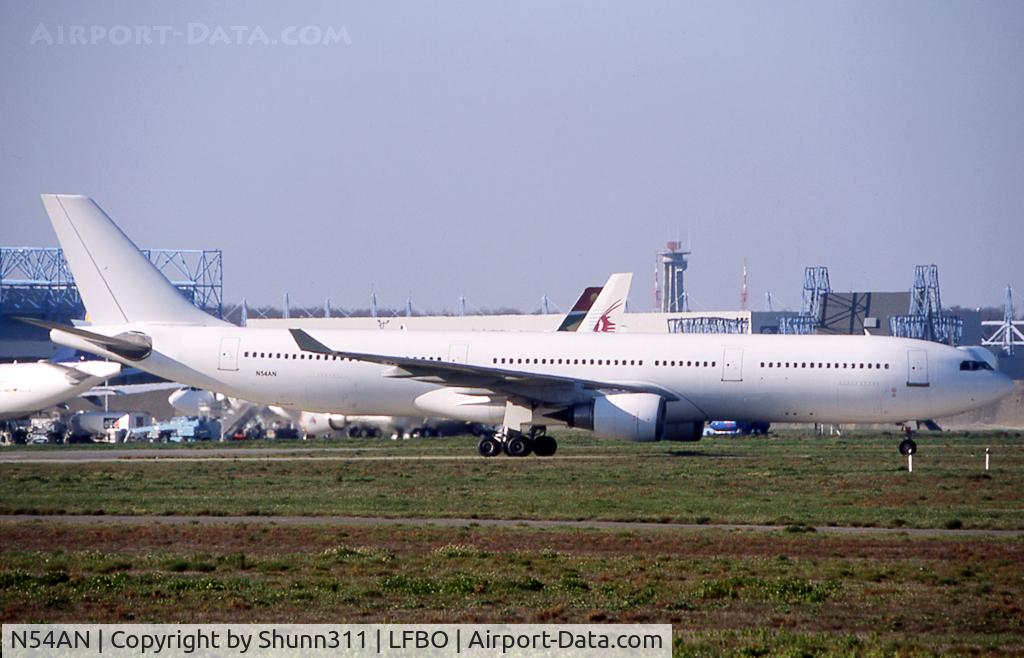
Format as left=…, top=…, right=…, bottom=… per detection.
left=86, top=382, right=183, bottom=397
left=49, top=360, right=122, bottom=384
left=289, top=329, right=679, bottom=405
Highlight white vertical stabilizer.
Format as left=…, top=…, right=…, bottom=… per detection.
left=41, top=194, right=223, bottom=326
left=580, top=273, right=632, bottom=332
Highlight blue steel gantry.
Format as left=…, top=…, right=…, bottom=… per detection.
left=889, top=265, right=963, bottom=345
left=1, top=247, right=223, bottom=320
left=0, top=247, right=80, bottom=319
left=982, top=285, right=1024, bottom=357
left=778, top=266, right=830, bottom=335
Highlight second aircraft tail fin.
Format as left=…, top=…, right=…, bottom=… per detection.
left=579, top=273, right=632, bottom=333
left=555, top=286, right=603, bottom=332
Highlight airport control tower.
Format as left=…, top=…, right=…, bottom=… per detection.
left=659, top=241, right=690, bottom=313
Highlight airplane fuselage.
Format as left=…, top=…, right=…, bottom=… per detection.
left=54, top=325, right=1012, bottom=428
left=0, top=361, right=119, bottom=421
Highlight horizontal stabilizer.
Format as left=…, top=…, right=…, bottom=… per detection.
left=17, top=317, right=152, bottom=360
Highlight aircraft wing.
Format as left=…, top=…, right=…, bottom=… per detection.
left=49, top=360, right=122, bottom=385
left=289, top=329, right=679, bottom=405
left=86, top=382, right=183, bottom=397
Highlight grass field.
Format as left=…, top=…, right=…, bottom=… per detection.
left=2, top=430, right=1022, bottom=656
left=1, top=430, right=1021, bottom=529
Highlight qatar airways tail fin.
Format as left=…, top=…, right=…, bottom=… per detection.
left=40, top=195, right=223, bottom=326
left=579, top=273, right=632, bottom=333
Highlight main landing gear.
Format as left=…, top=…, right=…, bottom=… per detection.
left=477, top=426, right=557, bottom=458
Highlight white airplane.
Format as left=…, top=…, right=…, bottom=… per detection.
left=26, top=195, right=1014, bottom=459
left=0, top=360, right=122, bottom=421
left=166, top=275, right=633, bottom=439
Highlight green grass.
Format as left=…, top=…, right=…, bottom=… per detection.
left=2, top=430, right=1023, bottom=655
left=1, top=430, right=1022, bottom=529
left=1, top=522, right=1021, bottom=656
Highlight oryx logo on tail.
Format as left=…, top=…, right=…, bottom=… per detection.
left=579, top=273, right=632, bottom=333
left=594, top=300, right=624, bottom=332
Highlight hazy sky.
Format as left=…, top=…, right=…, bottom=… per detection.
left=1, top=1, right=1021, bottom=313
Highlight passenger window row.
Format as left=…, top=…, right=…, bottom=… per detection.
left=653, top=359, right=715, bottom=367
left=243, top=351, right=349, bottom=361
left=239, top=351, right=903, bottom=375
left=492, top=357, right=644, bottom=367
left=760, top=361, right=890, bottom=370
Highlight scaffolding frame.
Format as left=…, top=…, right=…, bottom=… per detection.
left=0, top=248, right=80, bottom=318
left=982, top=285, right=1023, bottom=356
left=779, top=266, right=830, bottom=335
left=140, top=249, right=223, bottom=318
left=1, top=246, right=223, bottom=319
left=889, top=264, right=962, bottom=345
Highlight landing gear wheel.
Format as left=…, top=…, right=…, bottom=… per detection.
left=532, top=434, right=558, bottom=457
left=505, top=435, right=533, bottom=457
left=477, top=437, right=502, bottom=457
left=898, top=438, right=917, bottom=456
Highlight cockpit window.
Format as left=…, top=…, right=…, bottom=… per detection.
left=960, top=360, right=994, bottom=372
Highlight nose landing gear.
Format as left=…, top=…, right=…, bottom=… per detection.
left=899, top=425, right=918, bottom=456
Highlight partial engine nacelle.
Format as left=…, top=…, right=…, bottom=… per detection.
left=557, top=393, right=666, bottom=442
left=168, top=388, right=219, bottom=416
left=297, top=411, right=349, bottom=436
left=413, top=388, right=505, bottom=424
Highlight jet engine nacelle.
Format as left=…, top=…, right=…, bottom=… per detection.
left=413, top=388, right=505, bottom=424
left=168, top=388, right=218, bottom=416
left=562, top=393, right=666, bottom=442
left=296, top=411, right=349, bottom=435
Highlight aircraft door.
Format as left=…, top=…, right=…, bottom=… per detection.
left=721, top=347, right=743, bottom=382
left=218, top=337, right=240, bottom=372
left=907, top=349, right=929, bottom=387
left=448, top=343, right=469, bottom=364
